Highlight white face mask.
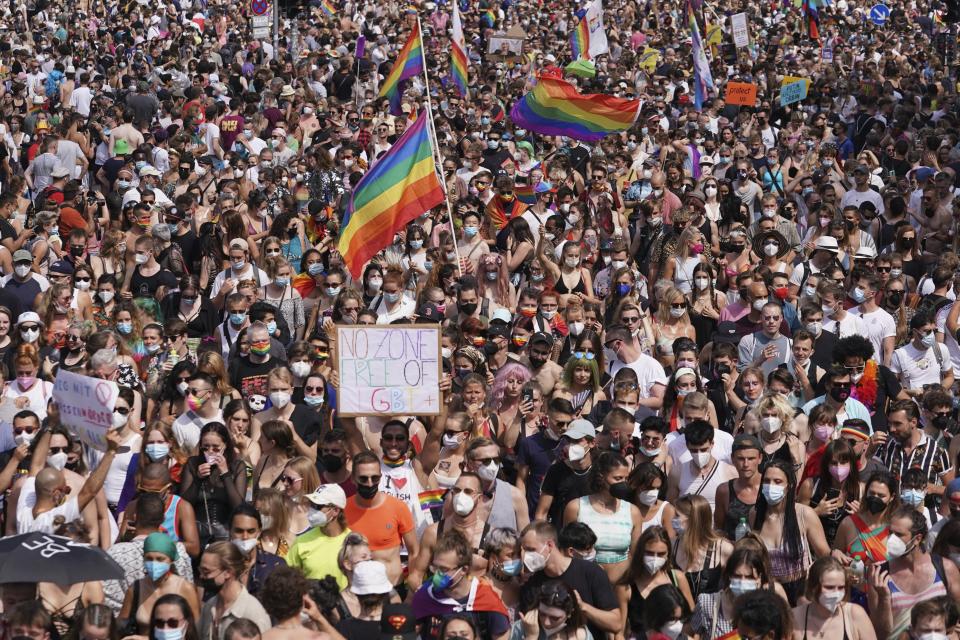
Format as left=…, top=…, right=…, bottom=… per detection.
left=661, top=620, right=684, bottom=640
left=46, top=451, right=68, bottom=471
left=670, top=307, right=686, bottom=318
left=805, top=321, right=822, bottom=335
left=694, top=277, right=710, bottom=290
left=453, top=492, right=475, bottom=516
left=752, top=299, right=767, bottom=312
left=476, top=460, right=499, bottom=483
left=231, top=537, right=258, bottom=554
left=14, top=431, right=35, bottom=446
left=691, top=451, right=711, bottom=468
left=760, top=416, right=782, bottom=433
left=176, top=381, right=189, bottom=396
left=886, top=534, right=910, bottom=559
left=20, top=328, right=39, bottom=343
left=112, top=411, right=128, bottom=430
left=568, top=321, right=585, bottom=336
left=638, top=489, right=660, bottom=505
left=643, top=554, right=666, bottom=573
left=14, top=264, right=30, bottom=278
left=290, top=361, right=311, bottom=378
left=522, top=545, right=549, bottom=572
left=819, top=589, right=845, bottom=612
left=269, top=391, right=291, bottom=409
left=442, top=433, right=464, bottom=449
left=307, top=507, right=329, bottom=527
left=729, top=578, right=759, bottom=596
left=639, top=445, right=661, bottom=457
left=567, top=443, right=587, bottom=462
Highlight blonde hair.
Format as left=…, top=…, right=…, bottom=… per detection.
left=675, top=494, right=720, bottom=565
left=655, top=286, right=691, bottom=327
left=196, top=351, right=236, bottom=398
left=256, top=487, right=290, bottom=536
left=283, top=456, right=320, bottom=495
left=755, top=393, right=795, bottom=423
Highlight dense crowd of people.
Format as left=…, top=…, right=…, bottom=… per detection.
left=0, top=0, right=960, bottom=638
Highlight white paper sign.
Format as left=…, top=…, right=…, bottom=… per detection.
left=336, top=325, right=441, bottom=417
left=53, top=370, right=119, bottom=452
left=732, top=13, right=750, bottom=48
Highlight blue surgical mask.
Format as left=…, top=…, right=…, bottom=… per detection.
left=154, top=627, right=185, bottom=640
left=307, top=263, right=324, bottom=276
left=266, top=321, right=277, bottom=335
left=145, top=443, right=169, bottom=461
left=384, top=292, right=402, bottom=304
left=326, top=286, right=342, bottom=297
left=901, top=489, right=926, bottom=508
left=229, top=312, right=246, bottom=326
left=144, top=560, right=170, bottom=582
left=274, top=276, right=290, bottom=287
left=304, top=394, right=324, bottom=407
left=500, top=558, right=522, bottom=576
left=617, top=283, right=632, bottom=296
left=410, top=240, right=423, bottom=250
left=116, top=321, right=133, bottom=335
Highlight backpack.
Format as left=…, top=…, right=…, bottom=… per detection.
left=917, top=293, right=952, bottom=318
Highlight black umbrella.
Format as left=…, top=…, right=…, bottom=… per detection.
left=0, top=532, right=124, bottom=584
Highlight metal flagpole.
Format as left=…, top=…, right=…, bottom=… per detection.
left=416, top=12, right=463, bottom=278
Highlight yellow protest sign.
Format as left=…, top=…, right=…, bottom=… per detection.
left=638, top=48, right=660, bottom=73
left=706, top=23, right=722, bottom=45
left=781, top=75, right=812, bottom=92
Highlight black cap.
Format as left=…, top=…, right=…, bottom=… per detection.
left=380, top=603, right=417, bottom=640
left=529, top=331, right=555, bottom=347
left=487, top=323, right=510, bottom=339
left=733, top=433, right=763, bottom=452
left=712, top=321, right=738, bottom=344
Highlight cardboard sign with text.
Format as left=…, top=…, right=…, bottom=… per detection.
left=53, top=370, right=119, bottom=452
left=725, top=81, right=757, bottom=106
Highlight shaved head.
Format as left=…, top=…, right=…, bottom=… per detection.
left=35, top=468, right=65, bottom=495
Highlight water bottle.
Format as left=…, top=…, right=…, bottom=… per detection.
left=735, top=517, right=749, bottom=541
left=849, top=557, right=865, bottom=585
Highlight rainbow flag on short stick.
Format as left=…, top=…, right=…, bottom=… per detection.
left=337, top=112, right=445, bottom=278
left=379, top=22, right=425, bottom=116
left=418, top=489, right=446, bottom=511
left=509, top=76, right=640, bottom=142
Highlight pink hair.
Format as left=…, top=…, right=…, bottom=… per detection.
left=489, top=361, right=532, bottom=412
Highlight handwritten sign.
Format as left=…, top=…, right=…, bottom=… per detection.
left=638, top=47, right=660, bottom=73
left=725, top=81, right=757, bottom=106
left=781, top=75, right=812, bottom=92
left=53, top=370, right=118, bottom=452
left=336, top=325, right=441, bottom=417
left=731, top=12, right=749, bottom=48
left=780, top=79, right=808, bottom=106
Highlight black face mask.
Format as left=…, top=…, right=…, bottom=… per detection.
left=200, top=575, right=224, bottom=595
left=886, top=291, right=903, bottom=306
left=609, top=482, right=634, bottom=502
left=179, top=168, right=190, bottom=179
left=70, top=246, right=85, bottom=258
left=357, top=483, right=379, bottom=500
left=829, top=385, right=851, bottom=403
left=864, top=495, right=886, bottom=514
left=459, top=302, right=478, bottom=316
left=321, top=454, right=344, bottom=472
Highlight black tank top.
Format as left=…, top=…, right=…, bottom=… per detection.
left=721, top=479, right=755, bottom=540
left=810, top=477, right=847, bottom=546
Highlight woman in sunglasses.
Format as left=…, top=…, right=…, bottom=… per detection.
left=555, top=351, right=606, bottom=418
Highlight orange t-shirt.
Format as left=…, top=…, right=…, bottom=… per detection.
left=344, top=494, right=414, bottom=551
left=58, top=206, right=87, bottom=238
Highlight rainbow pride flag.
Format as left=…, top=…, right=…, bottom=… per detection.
left=514, top=183, right=537, bottom=205
left=510, top=76, right=640, bottom=142
left=338, top=112, right=445, bottom=278
left=320, top=0, right=336, bottom=17
left=570, top=17, right=589, bottom=60
left=481, top=8, right=497, bottom=27
left=450, top=4, right=469, bottom=97
left=379, top=22, right=424, bottom=116
left=418, top=489, right=446, bottom=511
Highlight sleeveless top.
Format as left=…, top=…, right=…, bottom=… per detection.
left=802, top=602, right=850, bottom=640
left=679, top=538, right=723, bottom=598
left=577, top=495, right=633, bottom=564
left=889, top=570, right=947, bottom=639
left=160, top=495, right=184, bottom=541
left=846, top=513, right=889, bottom=563
left=679, top=459, right=726, bottom=515
left=627, top=570, right=682, bottom=635
left=810, top=478, right=847, bottom=545
left=673, top=255, right=700, bottom=294
left=721, top=480, right=755, bottom=541
left=488, top=479, right=519, bottom=532
left=641, top=501, right=668, bottom=532
left=554, top=269, right=586, bottom=295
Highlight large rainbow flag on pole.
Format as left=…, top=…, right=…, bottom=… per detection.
left=379, top=22, right=425, bottom=116
left=687, top=0, right=714, bottom=110
left=338, top=112, right=445, bottom=278
left=509, top=76, right=640, bottom=142
left=450, top=4, right=469, bottom=97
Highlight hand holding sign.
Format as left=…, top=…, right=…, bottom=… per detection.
left=725, top=81, right=758, bottom=106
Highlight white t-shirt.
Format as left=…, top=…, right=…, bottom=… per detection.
left=666, top=429, right=734, bottom=468
left=17, top=476, right=81, bottom=534
left=823, top=312, right=867, bottom=339
left=86, top=432, right=141, bottom=504
left=172, top=409, right=224, bottom=452
left=610, top=353, right=668, bottom=399
left=890, top=341, right=953, bottom=390
left=848, top=307, right=896, bottom=362
left=69, top=86, right=94, bottom=117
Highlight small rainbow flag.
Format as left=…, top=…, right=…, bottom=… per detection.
left=514, top=183, right=537, bottom=205
left=570, top=17, right=589, bottom=60
left=320, top=0, right=336, bottom=17
left=379, top=22, right=424, bottom=116
left=481, top=8, right=497, bottom=27
left=418, top=489, right=446, bottom=511
left=450, top=4, right=469, bottom=97
left=510, top=75, right=641, bottom=142
left=337, top=112, right=445, bottom=278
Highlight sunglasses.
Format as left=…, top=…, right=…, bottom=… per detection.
left=280, top=475, right=302, bottom=485
left=153, top=619, right=184, bottom=630
left=573, top=351, right=596, bottom=360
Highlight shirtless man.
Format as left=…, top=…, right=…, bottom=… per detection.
left=912, top=185, right=953, bottom=262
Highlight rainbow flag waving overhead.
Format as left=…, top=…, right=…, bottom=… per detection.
left=320, top=0, right=336, bottom=17
left=379, top=22, right=425, bottom=116
left=569, top=0, right=608, bottom=60
left=509, top=76, right=640, bottom=142
left=570, top=18, right=589, bottom=60
left=338, top=112, right=445, bottom=278
left=450, top=4, right=469, bottom=97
